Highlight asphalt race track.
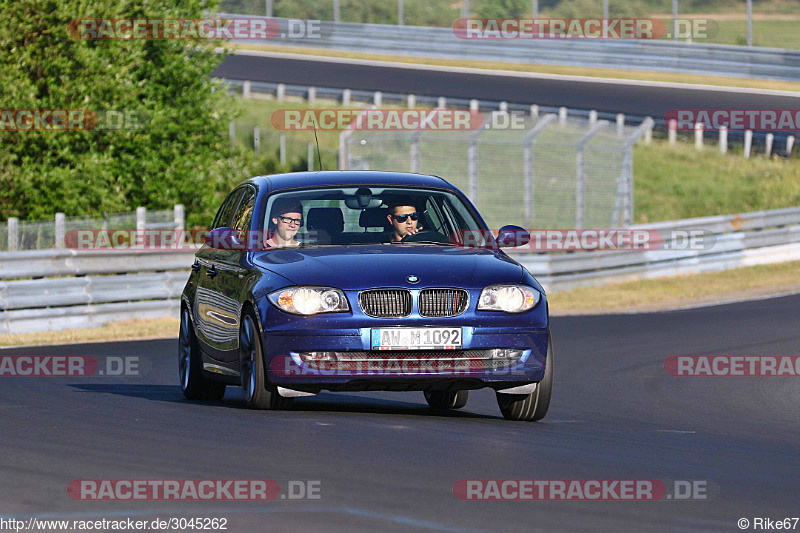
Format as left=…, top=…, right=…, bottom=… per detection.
left=213, top=53, right=800, bottom=118
left=1, top=293, right=798, bottom=532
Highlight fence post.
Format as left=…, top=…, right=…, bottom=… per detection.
left=308, top=142, right=314, bottom=171
left=242, top=80, right=251, bottom=98
left=276, top=83, right=285, bottom=102
left=279, top=133, right=286, bottom=165
left=530, top=104, right=539, bottom=118
left=136, top=207, right=146, bottom=232
left=373, top=91, right=382, bottom=107
left=765, top=133, right=774, bottom=157
left=589, top=110, right=598, bottom=124
left=558, top=107, right=567, bottom=125
left=54, top=213, right=66, bottom=249
left=410, top=131, right=420, bottom=173
left=339, top=131, right=351, bottom=170
left=616, top=113, right=625, bottom=135
left=470, top=99, right=479, bottom=111
left=719, top=126, right=728, bottom=154
left=407, top=94, right=416, bottom=108
left=522, top=114, right=557, bottom=227
left=744, top=130, right=753, bottom=159
left=8, top=217, right=18, bottom=252
left=694, top=122, right=704, bottom=150
left=612, top=117, right=654, bottom=227
left=174, top=204, right=185, bottom=232
left=253, top=126, right=260, bottom=154
left=467, top=128, right=484, bottom=207
left=308, top=86, right=316, bottom=106
left=668, top=119, right=677, bottom=145
left=787, top=135, right=796, bottom=157
left=342, top=89, right=351, bottom=106
left=575, top=121, right=609, bottom=229
left=437, top=97, right=447, bottom=109
left=499, top=101, right=508, bottom=113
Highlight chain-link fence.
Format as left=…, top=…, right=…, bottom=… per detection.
left=0, top=207, right=184, bottom=252
left=342, top=113, right=653, bottom=229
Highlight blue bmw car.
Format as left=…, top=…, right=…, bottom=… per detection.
left=179, top=171, right=553, bottom=421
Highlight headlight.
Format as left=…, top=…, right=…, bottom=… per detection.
left=268, top=286, right=350, bottom=315
left=478, top=284, right=540, bottom=313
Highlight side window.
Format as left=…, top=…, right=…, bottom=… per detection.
left=212, top=188, right=246, bottom=230
left=231, top=187, right=256, bottom=233
left=424, top=197, right=445, bottom=234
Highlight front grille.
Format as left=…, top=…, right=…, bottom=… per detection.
left=359, top=289, right=412, bottom=317
left=419, top=289, right=469, bottom=317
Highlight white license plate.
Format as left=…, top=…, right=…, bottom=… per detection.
left=371, top=327, right=462, bottom=350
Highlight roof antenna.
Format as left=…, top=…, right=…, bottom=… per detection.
left=312, top=119, right=323, bottom=171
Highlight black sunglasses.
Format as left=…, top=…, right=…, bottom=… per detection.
left=392, top=212, right=419, bottom=223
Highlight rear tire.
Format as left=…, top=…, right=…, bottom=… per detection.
left=179, top=307, right=226, bottom=401
left=239, top=310, right=293, bottom=410
left=424, top=390, right=469, bottom=410
left=496, top=334, right=554, bottom=421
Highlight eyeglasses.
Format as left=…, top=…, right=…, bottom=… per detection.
left=392, top=212, right=419, bottom=223
left=277, top=215, right=303, bottom=226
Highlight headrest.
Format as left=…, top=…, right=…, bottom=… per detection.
left=306, top=207, right=344, bottom=233
left=359, top=207, right=390, bottom=229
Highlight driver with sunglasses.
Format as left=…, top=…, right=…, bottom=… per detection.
left=264, top=198, right=303, bottom=248
left=386, top=197, right=423, bottom=242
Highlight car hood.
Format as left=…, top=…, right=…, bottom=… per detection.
left=252, top=244, right=524, bottom=290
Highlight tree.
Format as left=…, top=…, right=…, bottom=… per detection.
left=0, top=0, right=252, bottom=226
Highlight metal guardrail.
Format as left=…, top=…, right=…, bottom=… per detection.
left=221, top=14, right=800, bottom=81
left=2, top=206, right=799, bottom=334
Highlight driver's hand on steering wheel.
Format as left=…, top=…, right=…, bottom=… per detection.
left=404, top=225, right=423, bottom=237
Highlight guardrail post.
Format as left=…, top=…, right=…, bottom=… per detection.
left=279, top=133, right=286, bottom=164
left=437, top=97, right=447, bottom=109
left=242, top=80, right=251, bottom=98
left=694, top=122, right=704, bottom=150
left=644, top=117, right=652, bottom=144
left=558, top=107, right=567, bottom=125
left=308, top=142, right=314, bottom=171
left=589, top=110, right=598, bottom=124
left=787, top=135, right=795, bottom=157
left=616, top=113, right=625, bottom=135
left=54, top=213, right=66, bottom=249
left=308, top=86, right=316, bottom=106
left=174, top=205, right=185, bottom=231
left=373, top=91, right=382, bottom=107
left=342, top=89, right=351, bottom=106
left=576, top=121, right=609, bottom=229
left=530, top=104, right=539, bottom=118
left=276, top=83, right=285, bottom=102
left=407, top=94, right=416, bottom=108
left=468, top=128, right=484, bottom=207
left=744, top=130, right=753, bottom=159
left=229, top=119, right=235, bottom=150
left=136, top=207, right=146, bottom=232
left=253, top=126, right=260, bottom=154
left=470, top=99, right=479, bottom=111
left=765, top=133, right=774, bottom=157
left=499, top=101, right=508, bottom=113
left=8, top=217, right=18, bottom=252
left=719, top=127, right=728, bottom=154
left=523, top=114, right=557, bottom=226
left=668, top=119, right=677, bottom=145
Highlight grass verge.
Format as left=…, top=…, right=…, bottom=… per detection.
left=0, top=318, right=179, bottom=348
left=548, top=260, right=800, bottom=315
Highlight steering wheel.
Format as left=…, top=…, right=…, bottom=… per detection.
left=400, top=230, right=450, bottom=244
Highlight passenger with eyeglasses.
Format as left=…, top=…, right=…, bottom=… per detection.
left=386, top=196, right=423, bottom=242
left=265, top=198, right=303, bottom=248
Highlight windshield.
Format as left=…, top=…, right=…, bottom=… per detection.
left=261, top=186, right=492, bottom=248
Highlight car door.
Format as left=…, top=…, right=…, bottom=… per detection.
left=194, top=187, right=246, bottom=365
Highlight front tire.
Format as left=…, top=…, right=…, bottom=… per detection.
left=179, top=307, right=226, bottom=401
left=239, top=311, right=293, bottom=410
left=424, top=390, right=469, bottom=410
left=496, top=334, right=554, bottom=421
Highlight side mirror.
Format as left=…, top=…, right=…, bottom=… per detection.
left=496, top=225, right=530, bottom=248
left=205, top=227, right=244, bottom=250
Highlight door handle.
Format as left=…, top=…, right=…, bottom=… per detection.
left=207, top=267, right=218, bottom=277
left=191, top=263, right=201, bottom=272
